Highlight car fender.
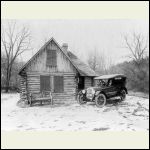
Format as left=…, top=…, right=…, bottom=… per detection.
left=121, top=87, right=128, bottom=94
left=95, top=91, right=100, bottom=96
left=78, top=90, right=86, bottom=96
left=95, top=91, right=108, bottom=99
left=78, top=90, right=83, bottom=95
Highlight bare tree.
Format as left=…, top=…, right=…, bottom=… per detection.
left=124, top=32, right=148, bottom=67
left=87, top=48, right=97, bottom=71
left=123, top=32, right=149, bottom=92
left=87, top=48, right=109, bottom=74
left=1, top=21, right=31, bottom=92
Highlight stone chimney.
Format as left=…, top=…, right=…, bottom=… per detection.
left=62, top=43, right=68, bottom=53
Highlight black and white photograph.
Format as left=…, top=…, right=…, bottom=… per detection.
left=1, top=1, right=149, bottom=149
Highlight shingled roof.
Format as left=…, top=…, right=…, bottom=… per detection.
left=19, top=38, right=97, bottom=77
left=67, top=51, right=97, bottom=76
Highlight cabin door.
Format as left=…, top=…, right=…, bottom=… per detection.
left=78, top=76, right=85, bottom=91
left=40, top=75, right=51, bottom=92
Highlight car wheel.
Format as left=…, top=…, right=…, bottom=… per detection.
left=77, top=94, right=87, bottom=105
left=95, top=93, right=106, bottom=108
left=120, top=90, right=126, bottom=101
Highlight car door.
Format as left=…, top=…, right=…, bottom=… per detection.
left=104, top=79, right=117, bottom=98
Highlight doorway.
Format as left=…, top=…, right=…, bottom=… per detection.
left=78, top=76, right=85, bottom=91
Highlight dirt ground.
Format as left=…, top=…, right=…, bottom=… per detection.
left=1, top=93, right=149, bottom=131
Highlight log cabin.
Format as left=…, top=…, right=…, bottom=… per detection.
left=18, top=37, right=97, bottom=105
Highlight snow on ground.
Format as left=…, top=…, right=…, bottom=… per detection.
left=1, top=93, right=149, bottom=131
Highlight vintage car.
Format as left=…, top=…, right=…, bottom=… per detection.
left=77, top=74, right=128, bottom=107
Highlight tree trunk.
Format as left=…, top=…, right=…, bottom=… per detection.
left=5, top=76, right=10, bottom=93
left=5, top=65, right=12, bottom=93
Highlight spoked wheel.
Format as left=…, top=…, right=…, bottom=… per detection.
left=77, top=94, right=87, bottom=105
left=95, top=93, right=107, bottom=108
left=120, top=90, right=126, bottom=101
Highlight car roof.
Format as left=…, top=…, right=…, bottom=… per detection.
left=94, top=74, right=126, bottom=80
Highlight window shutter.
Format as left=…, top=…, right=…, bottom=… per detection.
left=40, top=76, right=51, bottom=92
left=54, top=76, right=64, bottom=93
left=46, top=50, right=57, bottom=67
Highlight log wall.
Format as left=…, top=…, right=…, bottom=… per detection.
left=26, top=72, right=77, bottom=104
left=19, top=75, right=28, bottom=101
left=84, top=77, right=93, bottom=89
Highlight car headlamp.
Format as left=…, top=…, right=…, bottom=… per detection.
left=82, top=90, right=86, bottom=94
left=91, top=88, right=95, bottom=94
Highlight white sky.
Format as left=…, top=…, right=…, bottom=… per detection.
left=2, top=19, right=149, bottom=65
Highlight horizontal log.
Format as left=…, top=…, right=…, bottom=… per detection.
left=20, top=79, right=26, bottom=81
left=27, top=81, right=40, bottom=83
left=52, top=94, right=75, bottom=96
left=64, top=81, right=76, bottom=83
left=27, top=86, right=38, bottom=89
left=27, top=85, right=40, bottom=87
left=28, top=76, right=40, bottom=78
left=20, top=85, right=26, bottom=87
left=64, top=76, right=75, bottom=78
left=28, top=87, right=40, bottom=90
left=64, top=79, right=75, bottom=81
left=27, top=78, right=40, bottom=81
left=27, top=79, right=40, bottom=81
left=27, top=84, right=40, bottom=86
left=27, top=82, right=40, bottom=84
left=27, top=80, right=40, bottom=82
left=28, top=90, right=40, bottom=92
left=64, top=88, right=76, bottom=90
left=28, top=79, right=39, bottom=81
left=27, top=72, right=76, bottom=75
left=52, top=95, right=76, bottom=97
left=64, top=89, right=76, bottom=91
left=64, top=84, right=76, bottom=86
left=28, top=91, right=40, bottom=93
left=64, top=87, right=76, bottom=89
left=64, top=91, right=76, bottom=93
left=27, top=75, right=39, bottom=77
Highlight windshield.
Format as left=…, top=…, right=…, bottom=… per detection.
left=95, top=77, right=126, bottom=87
left=96, top=79, right=109, bottom=87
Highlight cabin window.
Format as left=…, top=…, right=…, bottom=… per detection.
left=40, top=75, right=51, bottom=92
left=46, top=50, right=57, bottom=67
left=54, top=76, right=64, bottom=93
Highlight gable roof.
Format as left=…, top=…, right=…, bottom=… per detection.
left=19, top=37, right=97, bottom=77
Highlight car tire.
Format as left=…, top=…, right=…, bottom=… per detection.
left=77, top=94, right=87, bottom=105
left=120, top=89, right=126, bottom=101
left=95, top=93, right=107, bottom=108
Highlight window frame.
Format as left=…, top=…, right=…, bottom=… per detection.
left=53, top=76, right=64, bottom=93
left=46, top=49, right=57, bottom=67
